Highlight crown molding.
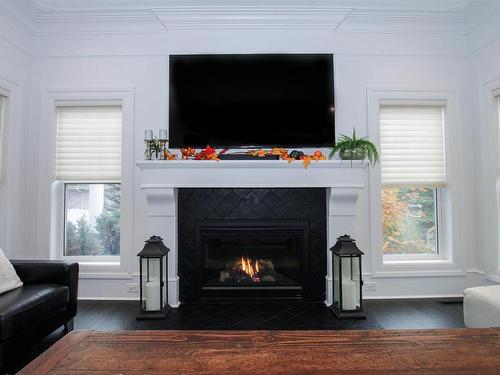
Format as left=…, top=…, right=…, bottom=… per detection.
left=339, top=9, right=466, bottom=34
left=26, top=5, right=470, bottom=34
left=0, top=1, right=487, bottom=37
left=0, top=4, right=34, bottom=55
left=152, top=6, right=350, bottom=30
left=30, top=0, right=477, bottom=12
left=37, top=9, right=157, bottom=22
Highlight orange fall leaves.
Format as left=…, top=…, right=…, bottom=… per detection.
left=165, top=146, right=328, bottom=168
left=248, top=148, right=326, bottom=168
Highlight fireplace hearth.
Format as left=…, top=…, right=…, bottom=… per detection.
left=179, top=188, right=326, bottom=302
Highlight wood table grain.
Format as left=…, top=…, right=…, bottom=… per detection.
left=19, top=328, right=500, bottom=374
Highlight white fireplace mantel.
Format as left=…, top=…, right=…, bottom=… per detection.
left=136, top=159, right=366, bottom=306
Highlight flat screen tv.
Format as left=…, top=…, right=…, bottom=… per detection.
left=169, top=54, right=334, bottom=148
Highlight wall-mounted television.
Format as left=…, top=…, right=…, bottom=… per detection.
left=168, top=54, right=334, bottom=148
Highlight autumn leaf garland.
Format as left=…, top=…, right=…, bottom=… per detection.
left=166, top=146, right=328, bottom=168
left=247, top=148, right=326, bottom=169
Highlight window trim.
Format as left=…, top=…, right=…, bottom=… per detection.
left=47, top=88, right=135, bottom=279
left=495, top=89, right=500, bottom=275
left=0, top=77, right=22, bottom=259
left=367, top=88, right=464, bottom=278
left=496, top=93, right=500, bottom=275
left=0, top=87, right=9, bottom=183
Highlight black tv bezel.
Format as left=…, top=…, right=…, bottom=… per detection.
left=168, top=53, right=335, bottom=149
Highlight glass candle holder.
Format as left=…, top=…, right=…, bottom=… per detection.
left=144, top=129, right=153, bottom=141
left=144, top=130, right=154, bottom=160
left=158, top=129, right=167, bottom=141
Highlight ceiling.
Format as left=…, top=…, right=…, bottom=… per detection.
left=30, top=0, right=477, bottom=12
left=0, top=0, right=498, bottom=34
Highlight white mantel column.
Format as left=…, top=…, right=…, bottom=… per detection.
left=143, top=186, right=180, bottom=307
left=325, top=187, right=362, bottom=306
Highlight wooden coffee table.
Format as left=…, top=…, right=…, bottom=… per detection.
left=20, top=329, right=500, bottom=374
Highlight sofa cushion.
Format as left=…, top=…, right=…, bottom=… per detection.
left=463, top=285, right=500, bottom=328
left=0, top=248, right=23, bottom=294
left=0, top=284, right=69, bottom=341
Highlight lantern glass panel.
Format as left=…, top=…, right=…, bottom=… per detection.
left=142, top=257, right=162, bottom=312
left=162, top=255, right=167, bottom=306
left=140, top=257, right=147, bottom=311
left=352, top=256, right=361, bottom=309
left=341, top=256, right=358, bottom=311
left=333, top=253, right=340, bottom=307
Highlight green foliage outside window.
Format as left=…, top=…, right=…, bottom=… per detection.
left=65, top=184, right=121, bottom=256
left=382, top=187, right=437, bottom=255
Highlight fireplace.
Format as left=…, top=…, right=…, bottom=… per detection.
left=178, top=188, right=327, bottom=302
left=137, top=160, right=364, bottom=306
left=197, top=220, right=309, bottom=299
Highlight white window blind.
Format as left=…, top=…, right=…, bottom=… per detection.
left=56, top=106, right=122, bottom=181
left=379, top=104, right=446, bottom=187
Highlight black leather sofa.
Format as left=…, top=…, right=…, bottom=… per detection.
left=0, top=260, right=78, bottom=370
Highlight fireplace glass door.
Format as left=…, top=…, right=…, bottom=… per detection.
left=197, top=220, right=308, bottom=299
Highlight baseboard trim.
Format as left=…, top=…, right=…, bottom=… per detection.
left=78, top=297, right=139, bottom=301
left=78, top=295, right=463, bottom=302
left=466, top=269, right=486, bottom=275
left=364, top=294, right=463, bottom=300
left=486, top=274, right=500, bottom=283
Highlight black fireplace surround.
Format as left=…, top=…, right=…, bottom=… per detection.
left=178, top=188, right=327, bottom=302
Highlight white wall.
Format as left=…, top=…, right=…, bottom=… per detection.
left=0, top=10, right=31, bottom=259
left=1, top=7, right=497, bottom=299
left=470, top=35, right=500, bottom=284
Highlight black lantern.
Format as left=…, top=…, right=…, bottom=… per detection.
left=329, top=234, right=366, bottom=319
left=137, top=236, right=170, bottom=319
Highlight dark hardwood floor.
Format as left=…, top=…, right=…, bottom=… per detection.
left=70, top=299, right=465, bottom=331
left=2, top=298, right=464, bottom=374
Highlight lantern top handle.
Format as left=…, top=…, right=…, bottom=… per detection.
left=339, top=234, right=354, bottom=242
left=330, top=234, right=364, bottom=256
left=137, top=235, right=170, bottom=257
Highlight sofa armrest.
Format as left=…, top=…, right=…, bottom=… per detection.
left=11, top=260, right=79, bottom=319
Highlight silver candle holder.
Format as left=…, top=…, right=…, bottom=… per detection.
left=158, top=129, right=168, bottom=160
left=144, top=129, right=153, bottom=160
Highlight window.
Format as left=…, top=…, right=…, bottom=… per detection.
left=379, top=104, right=445, bottom=259
left=497, top=93, right=500, bottom=271
left=56, top=105, right=122, bottom=257
left=0, top=95, right=4, bottom=174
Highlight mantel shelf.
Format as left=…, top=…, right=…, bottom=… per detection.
left=136, top=159, right=366, bottom=170
left=136, top=159, right=366, bottom=189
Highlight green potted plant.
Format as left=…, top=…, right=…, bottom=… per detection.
left=329, top=130, right=379, bottom=166
left=150, top=137, right=163, bottom=159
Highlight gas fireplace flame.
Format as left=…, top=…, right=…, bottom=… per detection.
left=218, top=256, right=276, bottom=284
left=240, top=256, right=260, bottom=279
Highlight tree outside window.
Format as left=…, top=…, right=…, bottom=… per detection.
left=382, top=187, right=438, bottom=255
left=64, top=183, right=121, bottom=256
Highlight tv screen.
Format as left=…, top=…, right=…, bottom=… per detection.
left=169, top=54, right=334, bottom=148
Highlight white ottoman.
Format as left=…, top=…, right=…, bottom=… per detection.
left=463, top=285, right=500, bottom=328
